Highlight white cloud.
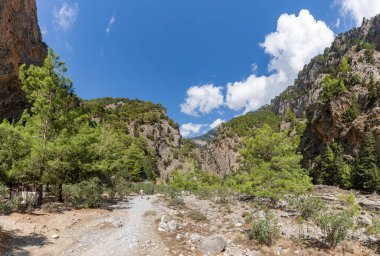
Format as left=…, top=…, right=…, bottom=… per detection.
left=226, top=10, right=334, bottom=113
left=53, top=2, right=79, bottom=31
left=337, top=0, right=380, bottom=26
left=180, top=123, right=207, bottom=137
left=180, top=84, right=224, bottom=116
left=210, top=119, right=225, bottom=129
left=106, top=15, right=116, bottom=34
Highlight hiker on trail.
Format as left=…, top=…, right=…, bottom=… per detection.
left=140, top=189, right=144, bottom=199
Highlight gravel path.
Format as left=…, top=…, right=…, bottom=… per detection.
left=1, top=195, right=172, bottom=256
left=64, top=195, right=170, bottom=256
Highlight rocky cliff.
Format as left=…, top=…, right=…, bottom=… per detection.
left=200, top=16, right=380, bottom=178
left=0, top=0, right=47, bottom=120
left=83, top=98, right=182, bottom=179
left=271, top=16, right=380, bottom=171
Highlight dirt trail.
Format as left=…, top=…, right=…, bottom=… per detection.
left=1, top=195, right=172, bottom=256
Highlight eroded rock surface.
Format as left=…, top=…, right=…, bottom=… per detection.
left=0, top=0, right=47, bottom=120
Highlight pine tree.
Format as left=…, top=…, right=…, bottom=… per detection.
left=19, top=49, right=80, bottom=205
left=320, top=143, right=352, bottom=189
left=353, top=132, right=380, bottom=192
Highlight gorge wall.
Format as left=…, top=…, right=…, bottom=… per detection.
left=0, top=0, right=47, bottom=120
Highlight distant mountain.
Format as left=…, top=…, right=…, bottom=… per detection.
left=190, top=128, right=218, bottom=147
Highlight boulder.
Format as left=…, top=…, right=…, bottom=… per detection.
left=198, top=235, right=227, bottom=254
left=189, top=233, right=202, bottom=244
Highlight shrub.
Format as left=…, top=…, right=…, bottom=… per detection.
left=168, top=196, right=186, bottom=209
left=187, top=209, right=208, bottom=222
left=63, top=178, right=103, bottom=208
left=248, top=210, right=280, bottom=246
left=0, top=197, right=22, bottom=215
left=295, top=196, right=327, bottom=220
left=317, top=209, right=354, bottom=248
left=366, top=217, right=380, bottom=235
left=130, top=182, right=155, bottom=195
left=41, top=202, right=60, bottom=213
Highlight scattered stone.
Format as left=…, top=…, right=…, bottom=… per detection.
left=189, top=233, right=202, bottom=244
left=51, top=234, right=59, bottom=239
left=197, top=235, right=227, bottom=254
left=168, top=220, right=178, bottom=231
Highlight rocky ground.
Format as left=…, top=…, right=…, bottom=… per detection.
left=0, top=195, right=174, bottom=256
left=1, top=186, right=380, bottom=255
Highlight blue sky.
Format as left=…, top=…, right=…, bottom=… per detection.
left=36, top=0, right=380, bottom=137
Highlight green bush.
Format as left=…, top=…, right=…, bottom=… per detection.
left=63, top=178, right=103, bottom=208
left=0, top=197, right=22, bottom=215
left=130, top=182, right=156, bottom=195
left=294, top=196, right=327, bottom=220
left=248, top=210, right=280, bottom=246
left=41, top=202, right=60, bottom=213
left=317, top=210, right=354, bottom=248
left=187, top=209, right=208, bottom=222
left=168, top=196, right=187, bottom=209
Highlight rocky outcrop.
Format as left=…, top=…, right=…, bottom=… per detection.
left=272, top=16, right=380, bottom=169
left=197, top=127, right=240, bottom=177
left=127, top=119, right=181, bottom=179
left=0, top=0, right=47, bottom=120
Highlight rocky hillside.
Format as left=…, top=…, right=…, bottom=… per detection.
left=83, top=97, right=182, bottom=179
left=0, top=0, right=47, bottom=120
left=198, top=108, right=282, bottom=176
left=200, top=16, right=380, bottom=178
left=271, top=16, right=380, bottom=172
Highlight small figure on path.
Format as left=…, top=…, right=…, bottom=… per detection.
left=140, top=189, right=144, bottom=199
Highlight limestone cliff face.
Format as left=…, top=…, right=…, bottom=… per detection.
left=271, top=16, right=380, bottom=169
left=0, top=0, right=47, bottom=120
left=199, top=15, right=380, bottom=177
left=127, top=119, right=181, bottom=179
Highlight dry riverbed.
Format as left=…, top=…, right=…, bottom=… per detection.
left=1, top=186, right=380, bottom=256
left=0, top=195, right=174, bottom=256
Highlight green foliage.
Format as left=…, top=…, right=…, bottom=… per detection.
left=315, top=143, right=352, bottom=189
left=321, top=75, right=347, bottom=103
left=168, top=196, right=187, bottom=209
left=248, top=210, right=280, bottom=246
left=294, top=196, right=327, bottom=221
left=63, top=178, right=103, bottom=208
left=317, top=209, right=354, bottom=248
left=0, top=122, right=30, bottom=183
left=367, top=217, right=380, bottom=235
left=226, top=125, right=312, bottom=201
left=352, top=131, right=380, bottom=192
left=367, top=75, right=378, bottom=107
left=285, top=108, right=296, bottom=123
left=169, top=162, right=221, bottom=192
left=342, top=97, right=360, bottom=124
left=224, top=108, right=281, bottom=137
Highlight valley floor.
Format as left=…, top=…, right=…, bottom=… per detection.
left=1, top=186, right=380, bottom=256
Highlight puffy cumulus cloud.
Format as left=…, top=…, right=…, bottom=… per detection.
left=226, top=10, right=334, bottom=113
left=210, top=118, right=225, bottom=129
left=53, top=2, right=79, bottom=31
left=106, top=15, right=116, bottom=34
left=337, top=0, right=380, bottom=26
left=180, top=84, right=224, bottom=116
left=180, top=123, right=207, bottom=137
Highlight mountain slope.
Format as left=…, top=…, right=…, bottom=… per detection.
left=200, top=16, right=380, bottom=179
left=83, top=97, right=182, bottom=179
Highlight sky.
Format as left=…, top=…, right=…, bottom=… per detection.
left=36, top=0, right=380, bottom=137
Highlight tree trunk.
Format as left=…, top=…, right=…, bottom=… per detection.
left=58, top=184, right=63, bottom=203
left=38, top=184, right=43, bottom=205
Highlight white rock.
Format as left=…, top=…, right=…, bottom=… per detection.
left=51, top=234, right=59, bottom=239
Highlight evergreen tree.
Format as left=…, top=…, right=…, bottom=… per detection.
left=228, top=125, right=312, bottom=202
left=319, top=143, right=352, bottom=189
left=353, top=132, right=380, bottom=192
left=19, top=49, right=80, bottom=205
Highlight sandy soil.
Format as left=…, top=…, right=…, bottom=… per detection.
left=0, top=195, right=173, bottom=256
